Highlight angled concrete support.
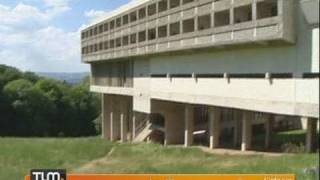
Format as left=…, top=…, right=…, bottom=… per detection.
left=208, top=107, right=221, bottom=149
left=305, top=117, right=318, bottom=153
left=241, top=111, right=253, bottom=151
left=265, top=114, right=274, bottom=149
left=184, top=104, right=194, bottom=147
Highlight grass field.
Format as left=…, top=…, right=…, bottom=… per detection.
left=0, top=136, right=318, bottom=180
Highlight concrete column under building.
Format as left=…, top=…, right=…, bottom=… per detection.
left=208, top=107, right=221, bottom=149
left=184, top=104, right=194, bottom=147
left=233, top=110, right=242, bottom=147
left=120, top=97, right=130, bottom=142
left=265, top=114, right=274, bottom=149
left=132, top=113, right=136, bottom=139
left=101, top=94, right=111, bottom=140
left=120, top=112, right=128, bottom=142
left=241, top=111, right=253, bottom=151
left=305, top=117, right=318, bottom=153
left=110, top=96, right=121, bottom=141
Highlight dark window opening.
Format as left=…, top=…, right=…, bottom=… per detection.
left=214, top=10, right=230, bottom=27
left=257, top=0, right=278, bottom=19
left=170, top=0, right=180, bottom=9
left=130, top=11, right=137, bottom=22
left=148, top=28, right=156, bottom=40
left=123, top=36, right=129, bottom=46
left=198, top=15, right=211, bottom=30
left=170, top=22, right=180, bottom=36
left=116, top=38, right=121, bottom=47
left=183, top=18, right=195, bottom=33
left=139, top=8, right=146, bottom=19
left=123, top=14, right=129, bottom=25
left=158, top=25, right=167, bottom=38
left=148, top=3, right=157, bottom=16
left=139, top=31, right=146, bottom=42
left=159, top=0, right=168, bottom=12
left=116, top=17, right=122, bottom=27
left=234, top=5, right=252, bottom=23
left=130, top=33, right=137, bottom=44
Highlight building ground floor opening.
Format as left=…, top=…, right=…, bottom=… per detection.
left=101, top=94, right=319, bottom=153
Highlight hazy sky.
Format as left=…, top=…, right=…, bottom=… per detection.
left=0, top=0, right=132, bottom=72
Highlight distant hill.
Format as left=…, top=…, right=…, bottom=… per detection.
left=37, top=72, right=89, bottom=84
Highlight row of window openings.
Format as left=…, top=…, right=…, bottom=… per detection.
left=82, top=0, right=198, bottom=39
left=82, top=2, right=277, bottom=54
left=82, top=1, right=277, bottom=40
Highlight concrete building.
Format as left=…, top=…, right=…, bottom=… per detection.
left=81, top=0, right=319, bottom=152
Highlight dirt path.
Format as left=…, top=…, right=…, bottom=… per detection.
left=73, top=147, right=116, bottom=172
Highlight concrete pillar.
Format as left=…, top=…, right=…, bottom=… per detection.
left=120, top=98, right=129, bottom=142
left=233, top=110, right=241, bottom=147
left=241, top=111, right=253, bottom=151
left=184, top=105, right=194, bottom=147
left=305, top=117, right=318, bottom=153
left=132, top=113, right=136, bottom=139
left=120, top=112, right=127, bottom=142
left=101, top=94, right=110, bottom=139
left=110, top=110, right=114, bottom=141
left=110, top=96, right=120, bottom=141
left=265, top=114, right=274, bottom=149
left=208, top=107, right=221, bottom=149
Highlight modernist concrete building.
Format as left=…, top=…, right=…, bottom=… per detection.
left=81, top=0, right=319, bottom=152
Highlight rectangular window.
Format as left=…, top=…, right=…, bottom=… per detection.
left=99, top=42, right=103, bottom=51
left=104, top=41, right=109, bottom=50
left=110, top=39, right=115, bottom=48
left=123, top=14, right=129, bottom=25
left=158, top=25, right=167, bottom=38
left=158, top=0, right=168, bottom=12
left=139, top=8, right=146, bottom=19
left=98, top=25, right=103, bottom=33
left=170, top=0, right=180, bottom=9
left=89, top=29, right=93, bottom=36
left=183, top=18, right=195, bottom=33
left=116, top=17, right=122, bottom=27
left=139, top=31, right=146, bottom=42
left=116, top=38, right=121, bottom=47
left=148, top=28, right=156, bottom=40
left=130, top=11, right=137, bottom=22
left=110, top=20, right=115, bottom=30
left=214, top=10, right=230, bottom=27
left=170, top=22, right=180, bottom=36
left=103, top=23, right=109, bottom=32
left=234, top=5, right=252, bottom=23
left=183, top=0, right=194, bottom=4
left=198, top=15, right=211, bottom=30
left=130, top=33, right=137, bottom=44
left=94, top=44, right=98, bottom=52
left=257, top=0, right=278, bottom=19
left=94, top=27, right=98, bottom=35
left=148, top=3, right=157, bottom=16
left=123, top=36, right=129, bottom=46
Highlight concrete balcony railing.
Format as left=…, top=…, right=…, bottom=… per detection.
left=81, top=0, right=295, bottom=63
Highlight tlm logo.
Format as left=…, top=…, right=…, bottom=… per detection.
left=31, top=169, right=66, bottom=180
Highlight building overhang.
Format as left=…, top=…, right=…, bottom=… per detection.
left=300, top=0, right=319, bottom=27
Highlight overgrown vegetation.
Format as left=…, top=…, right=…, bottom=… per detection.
left=0, top=65, right=100, bottom=137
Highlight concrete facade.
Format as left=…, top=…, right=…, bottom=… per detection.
left=83, top=0, right=319, bottom=153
